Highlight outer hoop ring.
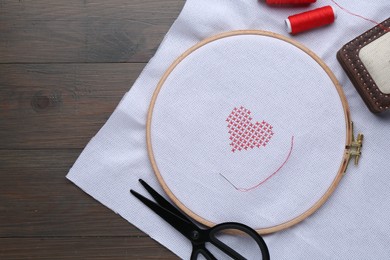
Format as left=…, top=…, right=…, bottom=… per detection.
left=146, top=30, right=352, bottom=234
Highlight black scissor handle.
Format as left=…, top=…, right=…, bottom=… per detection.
left=132, top=180, right=269, bottom=259
left=191, top=245, right=217, bottom=260
left=206, top=222, right=270, bottom=260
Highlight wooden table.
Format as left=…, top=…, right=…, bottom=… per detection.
left=0, top=1, right=183, bottom=258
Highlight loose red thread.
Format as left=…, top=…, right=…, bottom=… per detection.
left=286, top=6, right=336, bottom=35
left=330, top=0, right=390, bottom=32
left=226, top=106, right=274, bottom=153
left=265, top=0, right=316, bottom=5
left=221, top=135, right=295, bottom=192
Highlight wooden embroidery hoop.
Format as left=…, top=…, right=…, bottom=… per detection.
left=146, top=30, right=362, bottom=234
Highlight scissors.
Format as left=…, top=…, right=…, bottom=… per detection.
left=130, top=179, right=270, bottom=260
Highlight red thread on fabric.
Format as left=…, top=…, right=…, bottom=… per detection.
left=265, top=0, right=315, bottom=5
left=330, top=0, right=390, bottom=32
left=220, top=135, right=295, bottom=192
left=226, top=106, right=274, bottom=153
left=286, top=5, right=336, bottom=35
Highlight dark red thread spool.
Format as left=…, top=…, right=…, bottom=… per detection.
left=286, top=6, right=337, bottom=35
left=266, top=0, right=316, bottom=5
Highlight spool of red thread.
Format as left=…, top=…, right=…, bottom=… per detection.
left=266, top=0, right=316, bottom=5
left=286, top=6, right=337, bottom=35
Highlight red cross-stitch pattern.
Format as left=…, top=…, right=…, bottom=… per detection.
left=226, top=106, right=274, bottom=153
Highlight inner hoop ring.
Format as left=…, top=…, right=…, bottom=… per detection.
left=146, top=30, right=352, bottom=234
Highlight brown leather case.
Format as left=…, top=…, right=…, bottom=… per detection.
left=337, top=18, right=390, bottom=113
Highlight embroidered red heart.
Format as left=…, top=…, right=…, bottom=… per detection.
left=226, top=106, right=274, bottom=153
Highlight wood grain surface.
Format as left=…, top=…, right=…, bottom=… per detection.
left=0, top=0, right=183, bottom=259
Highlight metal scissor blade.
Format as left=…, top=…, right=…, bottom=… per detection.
left=130, top=189, right=198, bottom=240
left=138, top=179, right=193, bottom=223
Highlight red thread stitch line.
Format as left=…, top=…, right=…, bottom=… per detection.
left=220, top=135, right=295, bottom=192
left=330, top=0, right=390, bottom=32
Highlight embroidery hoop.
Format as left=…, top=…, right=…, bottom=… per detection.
left=146, top=30, right=359, bottom=234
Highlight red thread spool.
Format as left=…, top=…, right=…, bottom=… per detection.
left=286, top=6, right=337, bottom=35
left=266, top=0, right=316, bottom=5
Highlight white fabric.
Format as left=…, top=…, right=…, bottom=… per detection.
left=67, top=0, right=390, bottom=259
